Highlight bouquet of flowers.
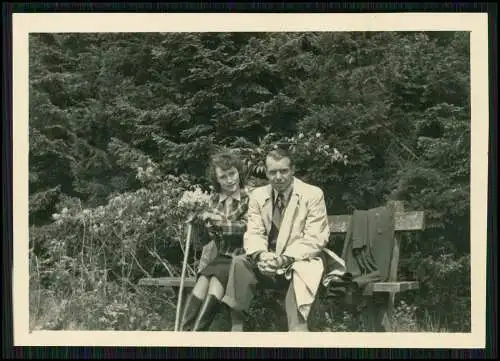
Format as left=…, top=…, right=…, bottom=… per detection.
left=176, top=186, right=213, bottom=223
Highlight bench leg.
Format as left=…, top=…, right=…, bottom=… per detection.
left=361, top=294, right=393, bottom=332
left=173, top=287, right=193, bottom=304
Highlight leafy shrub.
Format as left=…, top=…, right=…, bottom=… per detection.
left=404, top=253, right=471, bottom=332
left=29, top=166, right=209, bottom=330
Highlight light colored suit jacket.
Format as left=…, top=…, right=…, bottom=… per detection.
left=244, top=177, right=341, bottom=320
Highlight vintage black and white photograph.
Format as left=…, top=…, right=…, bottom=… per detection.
left=13, top=12, right=489, bottom=348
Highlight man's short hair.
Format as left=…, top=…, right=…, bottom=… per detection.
left=266, top=147, right=295, bottom=168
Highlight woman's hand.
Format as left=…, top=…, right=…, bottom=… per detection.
left=201, top=211, right=224, bottom=223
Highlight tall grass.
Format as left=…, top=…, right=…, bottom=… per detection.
left=29, top=253, right=177, bottom=331
left=29, top=258, right=454, bottom=332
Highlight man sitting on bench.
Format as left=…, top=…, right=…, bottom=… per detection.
left=221, top=147, right=342, bottom=332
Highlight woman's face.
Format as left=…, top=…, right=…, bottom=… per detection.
left=215, top=166, right=240, bottom=195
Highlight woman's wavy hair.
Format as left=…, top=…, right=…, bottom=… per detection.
left=206, top=151, right=247, bottom=193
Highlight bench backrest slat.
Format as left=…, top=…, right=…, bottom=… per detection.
left=327, top=211, right=425, bottom=234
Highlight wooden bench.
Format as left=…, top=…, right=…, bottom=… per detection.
left=138, top=200, right=425, bottom=332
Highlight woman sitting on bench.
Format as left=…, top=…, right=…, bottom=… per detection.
left=180, top=151, right=250, bottom=331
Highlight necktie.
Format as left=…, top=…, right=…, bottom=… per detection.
left=224, top=196, right=233, bottom=217
left=268, top=192, right=284, bottom=251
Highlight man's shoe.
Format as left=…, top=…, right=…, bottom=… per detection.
left=230, top=309, right=245, bottom=332
left=288, top=322, right=309, bottom=332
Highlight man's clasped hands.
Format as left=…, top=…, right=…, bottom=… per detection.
left=256, top=251, right=292, bottom=277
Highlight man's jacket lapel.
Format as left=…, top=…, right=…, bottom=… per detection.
left=260, top=185, right=273, bottom=234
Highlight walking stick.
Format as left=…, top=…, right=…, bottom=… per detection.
left=174, top=215, right=194, bottom=332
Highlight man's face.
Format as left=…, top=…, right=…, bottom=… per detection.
left=215, top=166, right=240, bottom=195
left=265, top=156, right=294, bottom=193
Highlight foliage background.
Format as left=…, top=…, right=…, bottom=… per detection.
left=29, top=31, right=471, bottom=332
